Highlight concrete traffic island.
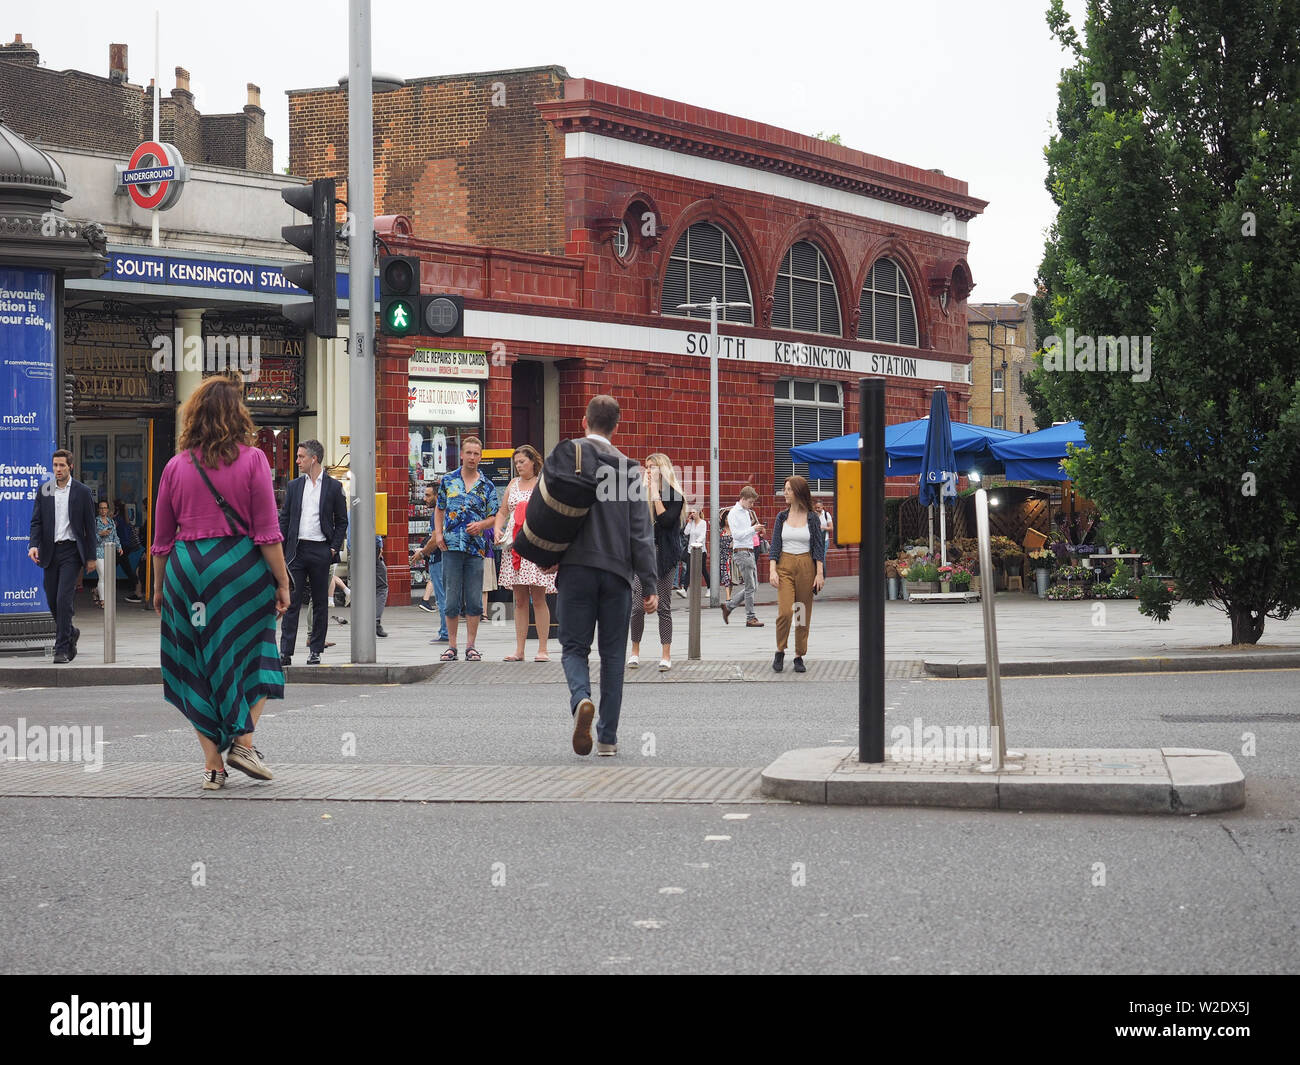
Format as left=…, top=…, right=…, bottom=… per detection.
left=760, top=746, right=1245, bottom=814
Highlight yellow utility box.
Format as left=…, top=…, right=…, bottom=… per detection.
left=375, top=492, right=387, bottom=536
left=834, top=461, right=861, bottom=545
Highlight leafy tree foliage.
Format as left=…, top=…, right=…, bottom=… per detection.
left=1032, top=0, right=1300, bottom=643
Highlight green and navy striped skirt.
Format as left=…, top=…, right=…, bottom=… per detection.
left=161, top=536, right=285, bottom=752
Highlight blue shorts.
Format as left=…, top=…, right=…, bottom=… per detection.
left=442, top=550, right=485, bottom=617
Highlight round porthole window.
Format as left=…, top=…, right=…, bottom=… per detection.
left=614, top=220, right=630, bottom=260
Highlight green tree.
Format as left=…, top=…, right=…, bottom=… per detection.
left=1034, top=0, right=1300, bottom=644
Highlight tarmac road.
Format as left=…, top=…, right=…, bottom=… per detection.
left=0, top=670, right=1296, bottom=974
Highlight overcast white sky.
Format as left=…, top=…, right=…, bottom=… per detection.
left=14, top=0, right=1088, bottom=301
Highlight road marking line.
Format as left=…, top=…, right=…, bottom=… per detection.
left=704, top=835, right=731, bottom=841
left=658, top=887, right=685, bottom=895
left=722, top=813, right=749, bottom=820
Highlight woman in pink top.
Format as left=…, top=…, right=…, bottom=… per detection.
left=152, top=376, right=291, bottom=791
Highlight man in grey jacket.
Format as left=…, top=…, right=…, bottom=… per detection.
left=551, top=395, right=658, bottom=757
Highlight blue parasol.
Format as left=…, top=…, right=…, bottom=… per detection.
left=988, top=420, right=1088, bottom=481
left=789, top=420, right=1018, bottom=479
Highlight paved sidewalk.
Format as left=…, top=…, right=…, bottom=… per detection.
left=1, top=577, right=1297, bottom=686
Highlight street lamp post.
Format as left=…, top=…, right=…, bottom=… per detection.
left=676, top=297, right=751, bottom=607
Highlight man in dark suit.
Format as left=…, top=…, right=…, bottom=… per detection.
left=28, top=449, right=97, bottom=663
left=278, top=439, right=347, bottom=666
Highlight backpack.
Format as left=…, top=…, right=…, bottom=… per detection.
left=515, top=438, right=615, bottom=568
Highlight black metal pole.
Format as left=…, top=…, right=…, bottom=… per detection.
left=860, top=378, right=886, bottom=762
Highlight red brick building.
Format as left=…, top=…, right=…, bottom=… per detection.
left=0, top=35, right=273, bottom=171
left=288, top=68, right=984, bottom=595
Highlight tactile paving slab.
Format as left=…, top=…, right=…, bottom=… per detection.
left=431, top=660, right=924, bottom=684
left=0, top=760, right=773, bottom=803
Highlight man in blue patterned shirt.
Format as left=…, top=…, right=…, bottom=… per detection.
left=411, top=436, right=499, bottom=662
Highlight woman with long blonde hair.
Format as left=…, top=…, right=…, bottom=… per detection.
left=629, top=452, right=685, bottom=671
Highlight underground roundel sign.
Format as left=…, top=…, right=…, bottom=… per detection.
left=120, top=141, right=187, bottom=210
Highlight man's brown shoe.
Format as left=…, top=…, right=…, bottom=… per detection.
left=572, top=698, right=595, bottom=756
left=746, top=617, right=764, bottom=627
left=720, top=604, right=732, bottom=624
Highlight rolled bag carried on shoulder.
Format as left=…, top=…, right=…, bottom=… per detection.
left=515, top=438, right=615, bottom=568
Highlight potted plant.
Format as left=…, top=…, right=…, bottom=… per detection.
left=885, top=559, right=901, bottom=600
left=950, top=563, right=973, bottom=593
left=938, top=564, right=954, bottom=593
left=901, top=556, right=941, bottom=595
left=1028, top=547, right=1055, bottom=597
left=988, top=535, right=1018, bottom=591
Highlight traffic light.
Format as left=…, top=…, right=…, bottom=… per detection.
left=379, top=255, right=420, bottom=338
left=64, top=374, right=77, bottom=425
left=420, top=293, right=464, bottom=338
left=379, top=255, right=464, bottom=338
left=281, top=178, right=337, bottom=337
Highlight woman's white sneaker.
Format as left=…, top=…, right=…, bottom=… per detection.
left=627, top=655, right=639, bottom=669
left=658, top=659, right=671, bottom=672
left=226, top=743, right=273, bottom=781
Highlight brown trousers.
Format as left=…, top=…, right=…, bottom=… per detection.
left=775, top=553, right=815, bottom=656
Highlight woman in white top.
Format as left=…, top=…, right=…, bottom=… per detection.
left=493, top=445, right=556, bottom=661
left=679, top=509, right=710, bottom=593
left=768, top=476, right=826, bottom=673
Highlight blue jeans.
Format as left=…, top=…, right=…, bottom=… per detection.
left=557, top=564, right=632, bottom=746
left=430, top=558, right=448, bottom=637
left=442, top=550, right=484, bottom=618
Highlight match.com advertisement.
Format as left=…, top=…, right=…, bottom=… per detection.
left=0, top=267, right=56, bottom=615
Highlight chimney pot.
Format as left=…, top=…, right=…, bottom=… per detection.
left=246, top=83, right=262, bottom=109
left=174, top=66, right=190, bottom=92
left=109, top=42, right=128, bottom=83
left=13, top=34, right=22, bottom=44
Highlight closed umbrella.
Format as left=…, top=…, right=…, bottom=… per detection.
left=918, top=388, right=958, bottom=565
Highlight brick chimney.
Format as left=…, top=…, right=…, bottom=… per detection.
left=245, top=83, right=263, bottom=112
left=109, top=43, right=128, bottom=84
left=0, top=33, right=39, bottom=65
left=174, top=66, right=191, bottom=96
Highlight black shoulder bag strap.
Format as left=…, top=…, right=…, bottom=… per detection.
left=189, top=450, right=251, bottom=537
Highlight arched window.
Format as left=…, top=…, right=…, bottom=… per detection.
left=661, top=222, right=753, bottom=323
left=772, top=241, right=841, bottom=335
left=858, top=258, right=918, bottom=346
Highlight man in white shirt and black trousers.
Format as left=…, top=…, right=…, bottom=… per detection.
left=278, top=440, right=348, bottom=666
left=28, top=449, right=97, bottom=663
left=721, top=485, right=765, bottom=626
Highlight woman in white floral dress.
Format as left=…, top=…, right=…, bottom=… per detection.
left=492, top=445, right=556, bottom=661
